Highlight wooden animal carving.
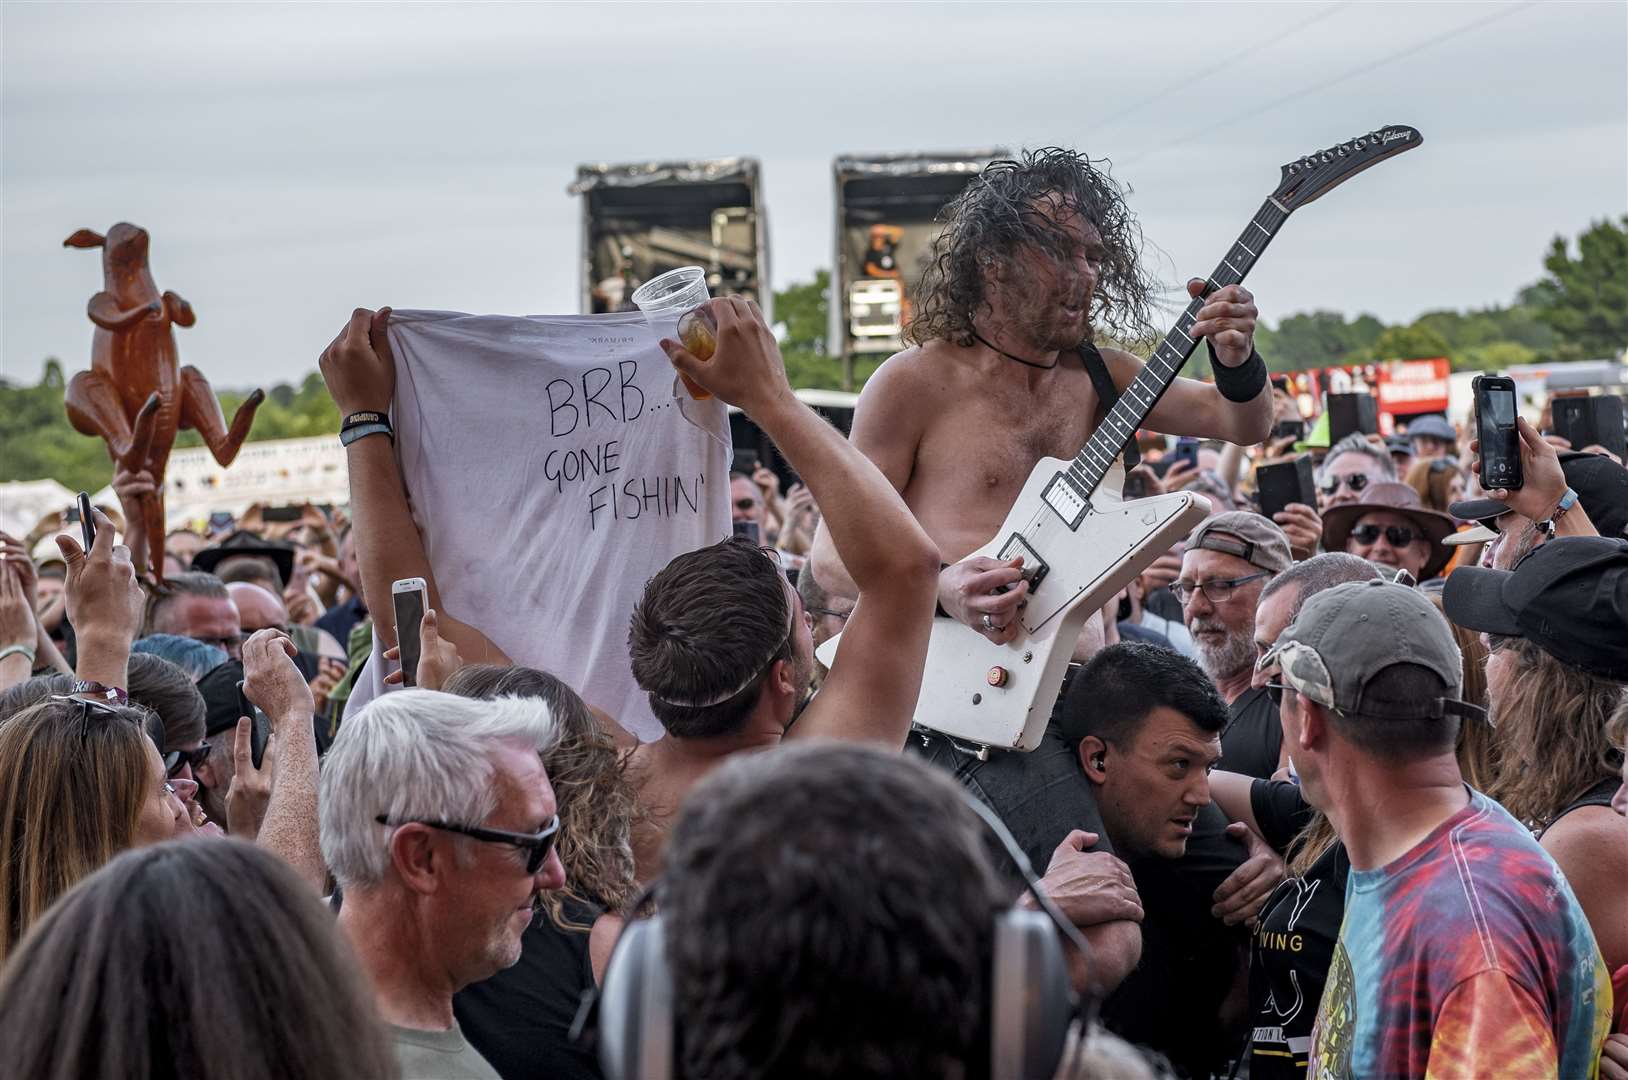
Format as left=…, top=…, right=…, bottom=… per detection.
left=64, top=223, right=264, bottom=581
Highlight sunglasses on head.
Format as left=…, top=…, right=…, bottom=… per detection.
left=1319, top=473, right=1371, bottom=496
left=375, top=814, right=561, bottom=875
left=52, top=694, right=165, bottom=747
left=1350, top=523, right=1423, bottom=547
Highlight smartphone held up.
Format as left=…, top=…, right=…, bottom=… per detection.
left=391, top=577, right=427, bottom=688
left=1473, top=375, right=1523, bottom=491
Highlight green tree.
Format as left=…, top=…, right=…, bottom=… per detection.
left=1530, top=216, right=1628, bottom=359
left=1255, top=310, right=1384, bottom=372
left=1370, top=323, right=1452, bottom=363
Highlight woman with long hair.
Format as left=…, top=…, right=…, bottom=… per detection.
left=0, top=839, right=396, bottom=1080
left=0, top=695, right=190, bottom=962
left=445, top=664, right=641, bottom=1080
left=1484, top=636, right=1628, bottom=1020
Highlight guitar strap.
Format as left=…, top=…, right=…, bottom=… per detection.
left=1078, top=342, right=1140, bottom=471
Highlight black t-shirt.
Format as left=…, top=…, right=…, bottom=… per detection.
left=453, top=896, right=604, bottom=1080
left=1222, top=686, right=1283, bottom=781
left=1245, top=778, right=1347, bottom=1080
left=1102, top=800, right=1251, bottom=1079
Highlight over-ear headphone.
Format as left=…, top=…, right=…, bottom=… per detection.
left=584, top=794, right=1090, bottom=1080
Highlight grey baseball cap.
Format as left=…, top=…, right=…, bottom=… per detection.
left=1187, top=512, right=1293, bottom=574
left=1267, top=578, right=1480, bottom=722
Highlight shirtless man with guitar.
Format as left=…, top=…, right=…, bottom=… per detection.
left=812, top=148, right=1269, bottom=666
left=812, top=136, right=1420, bottom=752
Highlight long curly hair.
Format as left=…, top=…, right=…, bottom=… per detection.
left=1488, top=639, right=1626, bottom=829
left=441, top=665, right=641, bottom=926
left=908, top=147, right=1159, bottom=349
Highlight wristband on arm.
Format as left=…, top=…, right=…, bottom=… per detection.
left=1206, top=341, right=1268, bottom=403
left=340, top=411, right=394, bottom=447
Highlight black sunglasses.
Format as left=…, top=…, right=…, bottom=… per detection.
left=164, top=743, right=212, bottom=777
left=1319, top=472, right=1372, bottom=496
left=1350, top=523, right=1423, bottom=547
left=375, top=814, right=561, bottom=875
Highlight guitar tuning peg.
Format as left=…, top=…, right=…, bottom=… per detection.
left=1319, top=151, right=1333, bottom=163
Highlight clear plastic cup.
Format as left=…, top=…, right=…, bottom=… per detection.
left=631, top=266, right=715, bottom=399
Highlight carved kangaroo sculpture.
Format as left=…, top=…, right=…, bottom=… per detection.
left=64, top=223, right=264, bottom=581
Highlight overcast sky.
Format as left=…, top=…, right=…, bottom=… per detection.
left=4, top=1, right=1624, bottom=390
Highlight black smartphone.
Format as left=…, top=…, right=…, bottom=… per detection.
left=732, top=520, right=761, bottom=545
left=1271, top=418, right=1307, bottom=443
left=1256, top=455, right=1317, bottom=521
left=262, top=504, right=304, bottom=523
left=76, top=492, right=95, bottom=551
left=236, top=680, right=271, bottom=770
left=1552, top=394, right=1626, bottom=461
left=1473, top=375, right=1523, bottom=490
left=1170, top=437, right=1199, bottom=473
left=1327, top=392, right=1379, bottom=442
left=391, top=578, right=427, bottom=688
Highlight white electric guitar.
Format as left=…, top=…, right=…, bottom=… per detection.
left=818, top=124, right=1424, bottom=752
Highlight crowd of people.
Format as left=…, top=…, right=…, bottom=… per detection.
left=1, top=149, right=1626, bottom=1080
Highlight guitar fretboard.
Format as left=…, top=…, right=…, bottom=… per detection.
left=1066, top=198, right=1290, bottom=498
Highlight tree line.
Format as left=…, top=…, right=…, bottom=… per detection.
left=4, top=217, right=1623, bottom=492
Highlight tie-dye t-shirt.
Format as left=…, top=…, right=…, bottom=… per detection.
left=1308, top=790, right=1611, bottom=1079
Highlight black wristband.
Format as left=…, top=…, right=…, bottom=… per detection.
left=341, top=410, right=391, bottom=433
left=1207, top=342, right=1268, bottom=403
left=935, top=562, right=950, bottom=619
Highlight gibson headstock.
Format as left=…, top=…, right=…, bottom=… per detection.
left=1273, top=124, right=1422, bottom=211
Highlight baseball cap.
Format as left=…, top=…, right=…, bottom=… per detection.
left=1267, top=579, right=1480, bottom=722
left=1406, top=415, right=1456, bottom=443
left=1448, top=451, right=1628, bottom=540
left=1442, top=536, right=1628, bottom=681
left=1186, top=512, right=1293, bottom=574
left=196, top=660, right=248, bottom=738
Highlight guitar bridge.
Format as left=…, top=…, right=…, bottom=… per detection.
left=1041, top=472, right=1089, bottom=529
left=998, top=533, right=1049, bottom=593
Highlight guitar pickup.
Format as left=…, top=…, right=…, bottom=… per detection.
left=1041, top=472, right=1089, bottom=529
left=997, top=533, right=1049, bottom=594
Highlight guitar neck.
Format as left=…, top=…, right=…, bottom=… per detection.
left=1067, top=197, right=1292, bottom=496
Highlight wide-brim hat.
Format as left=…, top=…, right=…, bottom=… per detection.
left=191, top=530, right=296, bottom=584
left=1323, top=482, right=1457, bottom=579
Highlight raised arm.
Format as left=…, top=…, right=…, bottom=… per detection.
left=807, top=360, right=925, bottom=600
left=1101, top=280, right=1274, bottom=448
left=318, top=308, right=508, bottom=667
left=241, top=629, right=326, bottom=892
left=664, top=299, right=940, bottom=748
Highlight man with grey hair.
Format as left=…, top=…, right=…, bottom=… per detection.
left=1317, top=433, right=1396, bottom=513
left=321, top=690, right=566, bottom=1079
left=1250, top=553, right=1384, bottom=694
left=145, top=570, right=243, bottom=659
left=1175, top=512, right=1293, bottom=777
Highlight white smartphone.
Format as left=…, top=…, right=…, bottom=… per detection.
left=390, top=577, right=428, bottom=688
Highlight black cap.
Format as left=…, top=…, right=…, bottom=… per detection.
left=1448, top=451, right=1628, bottom=538
left=197, top=660, right=247, bottom=737
left=1443, top=536, right=1628, bottom=680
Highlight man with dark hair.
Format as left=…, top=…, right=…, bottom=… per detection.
left=1058, top=641, right=1262, bottom=1077
left=1271, top=581, right=1609, bottom=1077
left=1251, top=553, right=1383, bottom=695
left=664, top=741, right=1091, bottom=1080
left=810, top=146, right=1274, bottom=657
left=145, top=570, right=243, bottom=660
left=629, top=298, right=940, bottom=882
left=1177, top=512, right=1292, bottom=778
